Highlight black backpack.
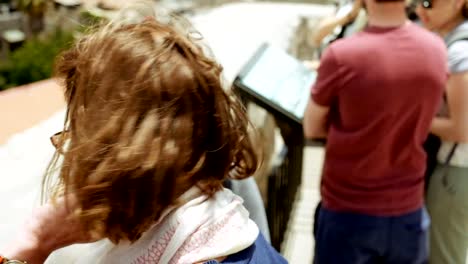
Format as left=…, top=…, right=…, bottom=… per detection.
left=424, top=29, right=468, bottom=191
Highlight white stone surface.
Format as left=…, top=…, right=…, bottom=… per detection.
left=191, top=2, right=333, bottom=83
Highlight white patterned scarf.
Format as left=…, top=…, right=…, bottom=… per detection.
left=47, top=187, right=259, bottom=264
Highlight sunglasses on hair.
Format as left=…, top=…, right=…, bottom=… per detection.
left=416, top=0, right=433, bottom=9
left=50, top=130, right=70, bottom=154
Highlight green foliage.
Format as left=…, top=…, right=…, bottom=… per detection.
left=16, top=0, right=47, bottom=15
left=0, top=29, right=74, bottom=90
left=79, top=10, right=107, bottom=28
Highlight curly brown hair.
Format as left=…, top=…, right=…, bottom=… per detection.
left=44, top=14, right=259, bottom=243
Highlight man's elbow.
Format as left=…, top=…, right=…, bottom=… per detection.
left=303, top=99, right=330, bottom=139
left=303, top=127, right=316, bottom=139
left=303, top=124, right=327, bottom=139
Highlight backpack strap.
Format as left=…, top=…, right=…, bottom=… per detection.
left=444, top=143, right=458, bottom=165
left=446, top=30, right=468, bottom=48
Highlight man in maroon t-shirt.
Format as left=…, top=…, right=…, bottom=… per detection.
left=303, top=0, right=447, bottom=263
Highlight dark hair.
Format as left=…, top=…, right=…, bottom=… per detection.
left=45, top=16, right=259, bottom=243
left=406, top=0, right=419, bottom=21
left=463, top=0, right=468, bottom=18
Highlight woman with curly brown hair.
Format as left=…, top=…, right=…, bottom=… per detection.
left=0, top=10, right=286, bottom=264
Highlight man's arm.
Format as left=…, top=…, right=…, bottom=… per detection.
left=303, top=46, right=341, bottom=139
left=303, top=99, right=330, bottom=139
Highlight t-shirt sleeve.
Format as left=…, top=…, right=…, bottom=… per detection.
left=448, top=40, right=468, bottom=74
left=311, top=47, right=343, bottom=106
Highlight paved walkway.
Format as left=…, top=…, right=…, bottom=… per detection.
left=282, top=146, right=323, bottom=263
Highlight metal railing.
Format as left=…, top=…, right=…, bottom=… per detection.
left=234, top=86, right=305, bottom=250
left=267, top=119, right=304, bottom=250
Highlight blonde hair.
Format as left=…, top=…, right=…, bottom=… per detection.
left=45, top=10, right=259, bottom=243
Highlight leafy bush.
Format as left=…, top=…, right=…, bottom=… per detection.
left=79, top=10, right=107, bottom=28
left=0, top=29, right=73, bottom=90
left=16, top=0, right=47, bottom=15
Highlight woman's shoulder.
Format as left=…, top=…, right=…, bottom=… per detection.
left=446, top=21, right=468, bottom=74
left=448, top=39, right=468, bottom=74
left=204, top=233, right=288, bottom=264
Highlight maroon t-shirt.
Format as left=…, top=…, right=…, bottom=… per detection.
left=311, top=22, right=447, bottom=216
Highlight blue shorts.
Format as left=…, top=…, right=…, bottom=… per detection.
left=314, top=205, right=430, bottom=264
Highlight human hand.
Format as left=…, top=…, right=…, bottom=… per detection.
left=303, top=60, right=320, bottom=71
left=3, top=197, right=101, bottom=264
left=344, top=0, right=363, bottom=24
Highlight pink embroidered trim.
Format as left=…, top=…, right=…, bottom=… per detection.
left=130, top=197, right=250, bottom=264
left=131, top=225, right=177, bottom=264
left=170, top=209, right=244, bottom=263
